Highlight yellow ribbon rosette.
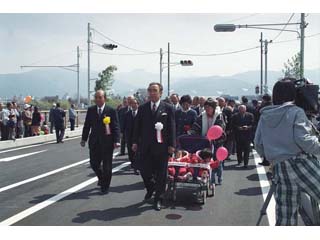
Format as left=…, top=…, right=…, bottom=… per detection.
left=103, top=116, right=111, bottom=125
left=103, top=116, right=111, bottom=135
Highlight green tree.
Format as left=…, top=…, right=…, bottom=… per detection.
left=282, top=52, right=301, bottom=79
left=94, top=65, right=118, bottom=95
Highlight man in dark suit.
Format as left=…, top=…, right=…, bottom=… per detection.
left=123, top=98, right=140, bottom=175
left=118, top=98, right=129, bottom=156
left=81, top=90, right=121, bottom=194
left=231, top=105, right=254, bottom=168
left=132, top=82, right=176, bottom=211
left=53, top=103, right=66, bottom=143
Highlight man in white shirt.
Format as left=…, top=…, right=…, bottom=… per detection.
left=170, top=93, right=180, bottom=111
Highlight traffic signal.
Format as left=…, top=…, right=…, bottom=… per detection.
left=102, top=44, right=118, bottom=50
left=180, top=60, right=193, bottom=66
left=255, top=85, right=259, bottom=94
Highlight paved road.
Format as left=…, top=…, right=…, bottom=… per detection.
left=0, top=138, right=306, bottom=226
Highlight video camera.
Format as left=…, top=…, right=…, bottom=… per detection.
left=293, top=78, right=320, bottom=115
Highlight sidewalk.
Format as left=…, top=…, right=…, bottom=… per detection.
left=0, top=126, right=83, bottom=151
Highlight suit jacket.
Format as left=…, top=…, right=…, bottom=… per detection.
left=82, top=105, right=120, bottom=149
left=123, top=109, right=138, bottom=144
left=133, top=100, right=176, bottom=152
left=118, top=106, right=129, bottom=133
left=231, top=112, right=254, bottom=142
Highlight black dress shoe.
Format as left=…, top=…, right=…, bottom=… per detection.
left=101, top=185, right=109, bottom=194
left=259, top=160, right=270, bottom=166
left=144, top=189, right=154, bottom=200
left=154, top=200, right=161, bottom=211
left=97, top=180, right=101, bottom=186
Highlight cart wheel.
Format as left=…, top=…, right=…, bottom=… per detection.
left=172, top=182, right=177, bottom=202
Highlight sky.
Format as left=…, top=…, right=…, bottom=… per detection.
left=0, top=13, right=320, bottom=78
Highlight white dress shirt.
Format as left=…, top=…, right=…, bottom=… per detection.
left=97, top=103, right=106, bottom=116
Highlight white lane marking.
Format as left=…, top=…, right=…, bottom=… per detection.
left=0, top=136, right=81, bottom=154
left=0, top=159, right=89, bottom=193
left=0, top=151, right=119, bottom=193
left=0, top=161, right=130, bottom=226
left=0, top=150, right=48, bottom=162
left=252, top=150, right=276, bottom=226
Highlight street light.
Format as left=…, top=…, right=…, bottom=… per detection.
left=214, top=14, right=307, bottom=81
left=214, top=24, right=236, bottom=32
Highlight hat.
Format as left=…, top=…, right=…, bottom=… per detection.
left=24, top=104, right=31, bottom=109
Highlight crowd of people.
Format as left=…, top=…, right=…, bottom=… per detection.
left=0, top=102, right=77, bottom=142
left=116, top=91, right=273, bottom=177
left=80, top=80, right=320, bottom=219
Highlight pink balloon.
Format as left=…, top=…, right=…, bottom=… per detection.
left=207, top=125, right=223, bottom=140
left=216, top=147, right=228, bottom=161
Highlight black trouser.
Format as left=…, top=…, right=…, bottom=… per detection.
left=50, top=121, right=54, bottom=134
left=236, top=140, right=251, bottom=166
left=120, top=133, right=126, bottom=155
left=24, top=124, right=31, bottom=138
left=55, top=126, right=65, bottom=143
left=69, top=118, right=75, bottom=131
left=127, top=141, right=137, bottom=169
left=1, top=125, right=9, bottom=141
left=89, top=144, right=114, bottom=188
left=140, top=144, right=168, bottom=201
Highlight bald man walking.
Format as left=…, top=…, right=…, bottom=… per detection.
left=81, top=90, right=121, bottom=193
left=231, top=105, right=254, bottom=168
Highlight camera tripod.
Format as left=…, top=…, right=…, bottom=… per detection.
left=256, top=178, right=276, bottom=226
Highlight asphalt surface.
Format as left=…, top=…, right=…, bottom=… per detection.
left=0, top=138, right=306, bottom=226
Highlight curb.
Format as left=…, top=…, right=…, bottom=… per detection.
left=0, top=129, right=82, bottom=151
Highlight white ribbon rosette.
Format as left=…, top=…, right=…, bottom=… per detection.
left=155, top=122, right=164, bottom=143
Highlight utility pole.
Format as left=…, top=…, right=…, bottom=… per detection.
left=300, top=13, right=305, bottom=79
left=264, top=39, right=270, bottom=94
left=167, top=42, right=170, bottom=97
left=160, top=48, right=163, bottom=86
left=260, top=32, right=263, bottom=95
left=77, top=46, right=80, bottom=107
left=87, top=22, right=91, bottom=106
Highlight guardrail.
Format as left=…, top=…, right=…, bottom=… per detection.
left=40, top=109, right=87, bottom=129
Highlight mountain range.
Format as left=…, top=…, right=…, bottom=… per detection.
left=1, top=68, right=319, bottom=99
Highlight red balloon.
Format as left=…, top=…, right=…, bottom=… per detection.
left=216, top=147, right=229, bottom=161
left=207, top=125, right=223, bottom=140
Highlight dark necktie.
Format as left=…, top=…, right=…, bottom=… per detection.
left=152, top=103, right=156, bottom=114
left=98, top=108, right=102, bottom=117
left=132, top=111, right=136, bottom=118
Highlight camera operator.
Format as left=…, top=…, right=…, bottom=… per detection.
left=254, top=78, right=320, bottom=226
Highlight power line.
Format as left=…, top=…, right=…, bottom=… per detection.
left=271, top=13, right=295, bottom=42
left=271, top=32, right=320, bottom=45
left=223, top=13, right=260, bottom=24
left=170, top=46, right=260, bottom=57
left=91, top=50, right=157, bottom=56
left=92, top=28, right=158, bottom=54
